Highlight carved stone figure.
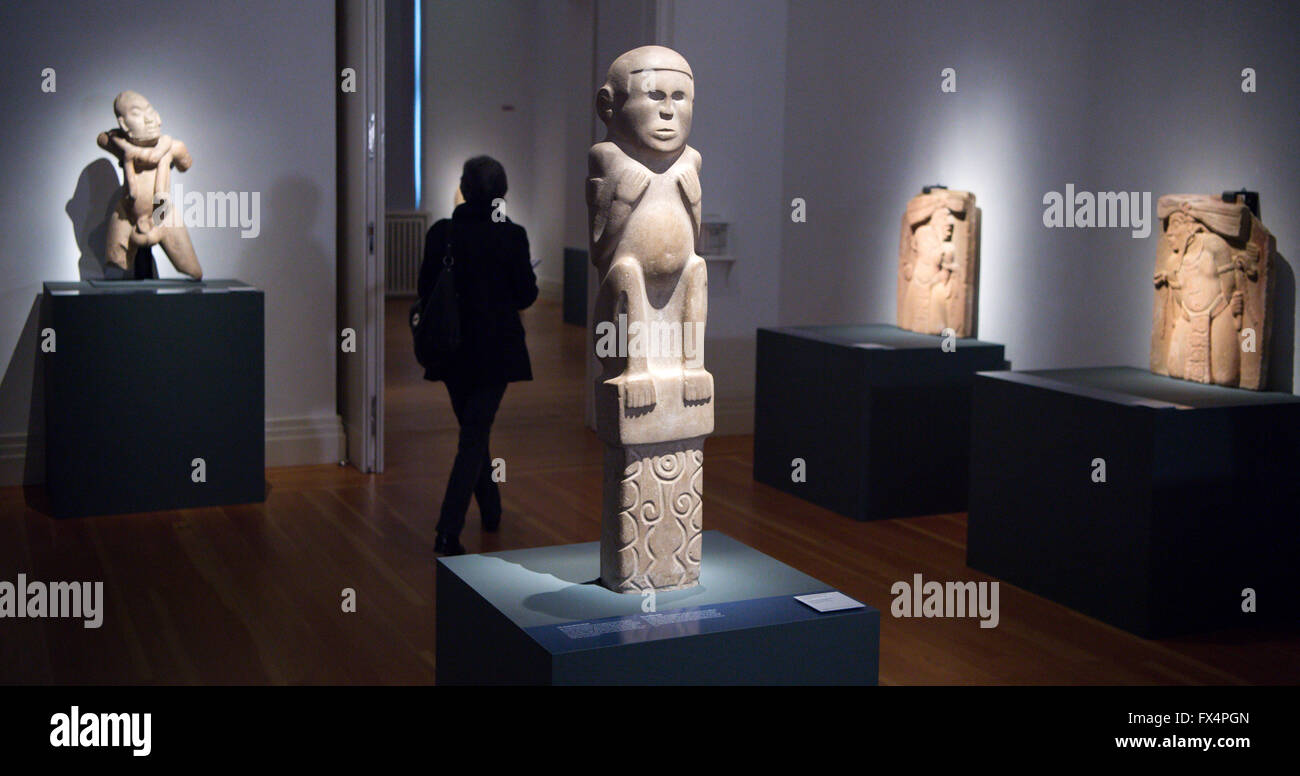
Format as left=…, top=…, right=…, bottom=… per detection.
left=587, top=46, right=712, bottom=593
left=897, top=189, right=979, bottom=336
left=1151, top=194, right=1274, bottom=389
left=97, top=91, right=202, bottom=279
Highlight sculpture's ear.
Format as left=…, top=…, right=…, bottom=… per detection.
left=117, top=114, right=128, bottom=133
left=596, top=86, right=616, bottom=126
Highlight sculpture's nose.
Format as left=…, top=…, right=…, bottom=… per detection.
left=659, top=101, right=673, bottom=119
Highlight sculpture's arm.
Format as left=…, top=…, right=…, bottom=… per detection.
left=170, top=139, right=192, bottom=172
left=587, top=144, right=649, bottom=267
left=599, top=258, right=657, bottom=409
left=938, top=253, right=957, bottom=286
left=117, top=142, right=140, bottom=195
left=938, top=247, right=958, bottom=273
left=676, top=146, right=703, bottom=239
left=586, top=174, right=614, bottom=244
left=681, top=256, right=712, bottom=401
left=96, top=131, right=124, bottom=162
left=101, top=130, right=174, bottom=169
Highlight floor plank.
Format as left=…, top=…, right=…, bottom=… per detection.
left=0, top=298, right=1294, bottom=684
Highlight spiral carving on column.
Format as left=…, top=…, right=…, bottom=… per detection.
left=603, top=442, right=705, bottom=592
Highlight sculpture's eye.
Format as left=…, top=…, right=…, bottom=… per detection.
left=648, top=90, right=666, bottom=100
left=672, top=91, right=686, bottom=100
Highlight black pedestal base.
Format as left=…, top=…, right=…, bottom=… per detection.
left=754, top=324, right=1008, bottom=520
left=967, top=366, right=1300, bottom=638
left=436, top=531, right=879, bottom=685
left=42, top=280, right=265, bottom=518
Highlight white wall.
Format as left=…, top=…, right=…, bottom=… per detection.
left=420, top=0, right=594, bottom=300
left=669, top=0, right=789, bottom=431
left=0, top=0, right=341, bottom=484
left=408, top=0, right=1297, bottom=450
left=780, top=0, right=1298, bottom=391
left=418, top=0, right=790, bottom=433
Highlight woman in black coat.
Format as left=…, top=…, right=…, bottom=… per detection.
left=418, top=156, right=538, bottom=555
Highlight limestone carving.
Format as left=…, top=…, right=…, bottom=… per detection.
left=897, top=188, right=979, bottom=337
left=587, top=46, right=712, bottom=593
left=1151, top=194, right=1274, bottom=389
left=97, top=91, right=202, bottom=279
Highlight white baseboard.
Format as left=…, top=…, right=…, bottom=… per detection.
left=0, top=431, right=36, bottom=487
left=264, top=415, right=346, bottom=468
left=0, top=415, right=346, bottom=487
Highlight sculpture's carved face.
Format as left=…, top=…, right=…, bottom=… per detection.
left=117, top=93, right=161, bottom=143
left=1165, top=211, right=1194, bottom=256
left=617, top=68, right=694, bottom=155
left=930, top=207, right=955, bottom=241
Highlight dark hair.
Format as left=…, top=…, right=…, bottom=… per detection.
left=460, top=155, right=508, bottom=205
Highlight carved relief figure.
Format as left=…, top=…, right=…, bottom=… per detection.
left=897, top=189, right=979, bottom=337
left=98, top=91, right=202, bottom=279
left=587, top=46, right=713, bottom=593
left=1151, top=195, right=1274, bottom=389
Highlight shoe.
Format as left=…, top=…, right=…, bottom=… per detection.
left=482, top=514, right=501, bottom=533
left=434, top=533, right=465, bottom=556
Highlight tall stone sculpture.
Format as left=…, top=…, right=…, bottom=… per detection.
left=897, top=188, right=980, bottom=337
left=1151, top=194, right=1274, bottom=389
left=97, top=91, right=202, bottom=279
left=587, top=46, right=712, bottom=593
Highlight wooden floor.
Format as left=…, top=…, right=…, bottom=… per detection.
left=1, top=298, right=1296, bottom=685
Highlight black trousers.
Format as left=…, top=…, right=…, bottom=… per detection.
left=436, top=376, right=507, bottom=538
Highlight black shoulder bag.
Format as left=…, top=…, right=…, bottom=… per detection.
left=410, top=225, right=461, bottom=368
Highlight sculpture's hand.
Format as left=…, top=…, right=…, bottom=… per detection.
left=621, top=372, right=657, bottom=410
left=96, top=131, right=119, bottom=156
left=676, top=165, right=703, bottom=234
left=1231, top=290, right=1244, bottom=324
left=169, top=139, right=192, bottom=171
left=107, top=132, right=137, bottom=163
left=588, top=176, right=611, bottom=244
left=676, top=165, right=702, bottom=205
left=615, top=166, right=651, bottom=204
left=682, top=368, right=712, bottom=403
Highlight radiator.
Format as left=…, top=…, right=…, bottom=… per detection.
left=385, top=211, right=430, bottom=296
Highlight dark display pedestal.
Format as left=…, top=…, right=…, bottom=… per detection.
left=436, top=531, right=879, bottom=685
left=967, top=366, right=1300, bottom=638
left=562, top=247, right=587, bottom=326
left=42, top=280, right=265, bottom=518
left=754, top=324, right=1008, bottom=520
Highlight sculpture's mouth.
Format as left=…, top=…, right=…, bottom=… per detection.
left=651, top=128, right=677, bottom=139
